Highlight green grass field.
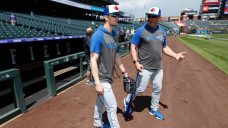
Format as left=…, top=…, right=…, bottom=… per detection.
left=178, top=34, right=228, bottom=75
left=211, top=34, right=228, bottom=39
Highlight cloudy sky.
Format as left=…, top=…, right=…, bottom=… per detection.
left=115, top=0, right=202, bottom=17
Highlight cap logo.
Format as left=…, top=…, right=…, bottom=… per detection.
left=150, top=8, right=155, bottom=12
left=114, top=5, right=119, bottom=11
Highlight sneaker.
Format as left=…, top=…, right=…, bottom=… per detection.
left=149, top=109, right=165, bottom=120
left=86, top=80, right=94, bottom=85
left=103, top=123, right=110, bottom=128
left=123, top=98, right=133, bottom=117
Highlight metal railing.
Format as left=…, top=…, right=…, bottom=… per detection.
left=0, top=69, right=26, bottom=124
left=44, top=52, right=85, bottom=96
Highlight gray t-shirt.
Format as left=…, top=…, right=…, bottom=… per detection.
left=131, top=24, right=167, bottom=71
left=90, top=26, right=119, bottom=83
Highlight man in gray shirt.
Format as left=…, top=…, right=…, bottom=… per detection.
left=123, top=7, right=186, bottom=120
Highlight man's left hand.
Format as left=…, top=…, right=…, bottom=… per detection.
left=175, top=52, right=186, bottom=61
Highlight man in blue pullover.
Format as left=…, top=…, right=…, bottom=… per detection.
left=90, top=5, right=129, bottom=128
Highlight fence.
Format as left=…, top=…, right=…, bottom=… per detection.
left=0, top=69, right=26, bottom=124
left=44, top=52, right=86, bottom=96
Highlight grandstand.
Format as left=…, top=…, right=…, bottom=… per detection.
left=183, top=20, right=228, bottom=34
left=169, top=0, right=228, bottom=34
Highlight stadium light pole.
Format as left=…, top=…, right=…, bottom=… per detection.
left=144, top=1, right=147, bottom=22
left=179, top=0, right=183, bottom=23
left=177, top=0, right=183, bottom=34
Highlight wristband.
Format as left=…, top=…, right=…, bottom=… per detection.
left=122, top=71, right=128, bottom=78
left=122, top=71, right=126, bottom=74
left=133, top=60, right=138, bottom=64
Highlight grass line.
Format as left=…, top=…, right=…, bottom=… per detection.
left=178, top=36, right=228, bottom=75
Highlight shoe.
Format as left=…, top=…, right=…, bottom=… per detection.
left=123, top=98, right=133, bottom=117
left=103, top=123, right=110, bottom=128
left=149, top=109, right=165, bottom=120
left=86, top=80, right=94, bottom=85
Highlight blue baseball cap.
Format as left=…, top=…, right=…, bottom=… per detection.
left=103, top=5, right=120, bottom=16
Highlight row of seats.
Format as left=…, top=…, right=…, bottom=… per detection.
left=0, top=11, right=91, bottom=39
left=0, top=11, right=174, bottom=40
left=0, top=21, right=55, bottom=39
left=185, top=20, right=228, bottom=29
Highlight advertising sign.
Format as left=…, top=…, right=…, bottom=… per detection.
left=202, top=4, right=219, bottom=13
left=202, top=0, right=220, bottom=5
left=51, top=0, right=103, bottom=12
left=224, top=0, right=228, bottom=14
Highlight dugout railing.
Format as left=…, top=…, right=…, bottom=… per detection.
left=0, top=69, right=26, bottom=124
left=44, top=52, right=86, bottom=96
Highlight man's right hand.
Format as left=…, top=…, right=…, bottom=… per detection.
left=135, top=62, right=143, bottom=72
left=95, top=84, right=103, bottom=95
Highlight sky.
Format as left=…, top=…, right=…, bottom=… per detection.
left=115, top=0, right=202, bottom=18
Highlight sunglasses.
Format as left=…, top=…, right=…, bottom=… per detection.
left=110, top=13, right=120, bottom=18
left=147, top=15, right=159, bottom=19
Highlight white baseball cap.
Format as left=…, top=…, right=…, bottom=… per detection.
left=103, top=5, right=120, bottom=16
left=146, top=7, right=161, bottom=17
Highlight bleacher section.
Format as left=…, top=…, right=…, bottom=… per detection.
left=209, top=20, right=228, bottom=30
left=194, top=20, right=211, bottom=28
left=159, top=21, right=178, bottom=32
left=184, top=20, right=199, bottom=29
left=185, top=20, right=228, bottom=30
left=160, top=22, right=178, bottom=29
left=0, top=11, right=91, bottom=39
left=3, top=11, right=227, bottom=40
left=0, top=11, right=143, bottom=40
left=0, top=21, right=54, bottom=39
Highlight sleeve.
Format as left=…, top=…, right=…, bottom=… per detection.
left=116, top=45, right=120, bottom=53
left=162, top=31, right=167, bottom=46
left=90, top=31, right=104, bottom=54
left=131, top=27, right=143, bottom=45
left=163, top=37, right=167, bottom=46
left=159, top=27, right=167, bottom=47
